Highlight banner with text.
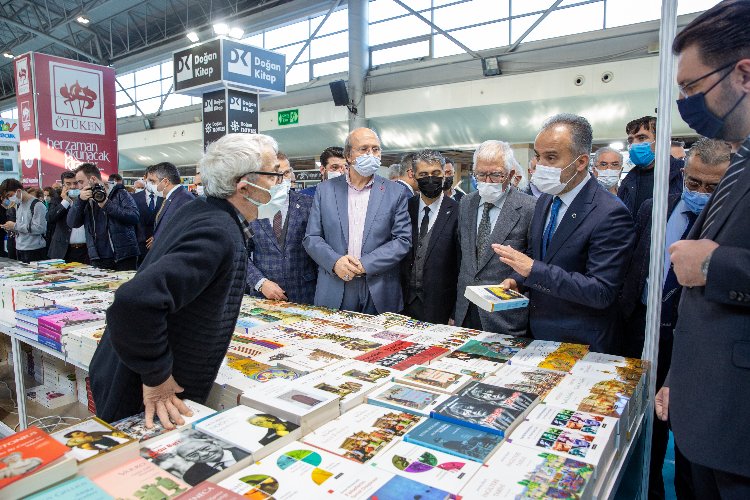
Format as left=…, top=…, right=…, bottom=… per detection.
left=202, top=89, right=258, bottom=150
left=15, top=52, right=117, bottom=186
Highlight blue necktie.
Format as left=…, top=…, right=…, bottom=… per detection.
left=148, top=193, right=155, bottom=212
left=542, top=197, right=562, bottom=259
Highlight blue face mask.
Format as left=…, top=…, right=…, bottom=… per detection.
left=353, top=154, right=381, bottom=178
left=68, top=189, right=81, bottom=198
left=628, top=142, right=655, bottom=167
left=681, top=185, right=711, bottom=215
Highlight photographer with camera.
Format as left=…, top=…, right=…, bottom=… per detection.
left=67, top=163, right=140, bottom=271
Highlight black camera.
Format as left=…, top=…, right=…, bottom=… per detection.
left=91, top=183, right=107, bottom=203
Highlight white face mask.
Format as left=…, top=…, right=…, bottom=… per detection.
left=146, top=181, right=162, bottom=197
left=240, top=180, right=289, bottom=220
left=195, top=185, right=205, bottom=196
left=353, top=154, right=381, bottom=177
left=531, top=156, right=581, bottom=196
left=327, top=170, right=343, bottom=181
left=595, top=168, right=621, bottom=189
left=476, top=181, right=507, bottom=204
left=134, top=187, right=144, bottom=194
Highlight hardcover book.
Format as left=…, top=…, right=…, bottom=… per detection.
left=543, top=374, right=631, bottom=422
left=404, top=418, right=504, bottom=463
left=370, top=440, right=482, bottom=493
left=459, top=443, right=595, bottom=500
left=193, top=404, right=301, bottom=459
left=368, top=382, right=451, bottom=417
left=303, top=404, right=423, bottom=464
left=464, top=285, right=529, bottom=311
left=93, top=457, right=189, bottom=499
left=140, top=429, right=251, bottom=486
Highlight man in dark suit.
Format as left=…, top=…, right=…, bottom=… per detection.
left=621, top=138, right=730, bottom=500
left=658, top=3, right=750, bottom=496
left=132, top=174, right=163, bottom=266
left=392, top=153, right=418, bottom=197
left=454, top=140, right=536, bottom=335
left=148, top=162, right=195, bottom=245
left=495, top=113, right=634, bottom=354
left=47, top=171, right=89, bottom=263
left=443, top=159, right=464, bottom=202
left=246, top=185, right=317, bottom=305
left=400, top=150, right=459, bottom=324
left=299, top=147, right=347, bottom=197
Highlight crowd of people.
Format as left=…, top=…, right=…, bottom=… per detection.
left=1, top=1, right=748, bottom=498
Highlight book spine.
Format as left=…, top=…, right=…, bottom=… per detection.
left=38, top=327, right=62, bottom=342
left=430, top=412, right=506, bottom=438
left=37, top=335, right=63, bottom=351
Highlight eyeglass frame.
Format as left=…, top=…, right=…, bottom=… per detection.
left=237, top=171, right=284, bottom=184
left=473, top=171, right=509, bottom=183
left=684, top=175, right=719, bottom=194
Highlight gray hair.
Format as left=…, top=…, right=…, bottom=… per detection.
left=541, top=113, right=593, bottom=157
left=593, top=147, right=623, bottom=165
left=388, top=163, right=401, bottom=180
left=199, top=133, right=279, bottom=199
left=414, top=149, right=446, bottom=170
left=343, top=127, right=381, bottom=159
left=686, top=138, right=731, bottom=167
left=472, top=140, right=516, bottom=172
left=395, top=152, right=417, bottom=177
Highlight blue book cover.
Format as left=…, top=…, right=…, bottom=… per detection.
left=15, top=305, right=76, bottom=324
left=26, top=476, right=113, bottom=499
left=365, top=475, right=457, bottom=500
left=404, top=418, right=503, bottom=463
left=36, top=335, right=63, bottom=351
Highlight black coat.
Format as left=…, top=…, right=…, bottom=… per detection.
left=46, top=198, right=72, bottom=260
left=89, top=197, right=249, bottom=422
left=400, top=195, right=459, bottom=324
left=617, top=156, right=683, bottom=216
left=132, top=190, right=163, bottom=256
left=152, top=186, right=195, bottom=240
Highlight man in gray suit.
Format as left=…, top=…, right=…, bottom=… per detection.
left=304, top=127, right=411, bottom=314
left=454, top=140, right=536, bottom=335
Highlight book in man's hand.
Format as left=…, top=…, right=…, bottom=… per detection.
left=464, top=285, right=529, bottom=312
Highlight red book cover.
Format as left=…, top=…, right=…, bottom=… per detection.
left=0, top=426, right=69, bottom=489
left=355, top=341, right=449, bottom=370
left=174, top=481, right=246, bottom=499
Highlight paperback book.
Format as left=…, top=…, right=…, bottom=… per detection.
left=543, top=374, right=631, bottom=423
left=510, top=341, right=589, bottom=372
left=112, top=399, right=217, bottom=442
left=355, top=341, right=449, bottom=370
left=464, top=285, right=529, bottom=311
left=368, top=382, right=452, bottom=417
left=484, top=364, right=568, bottom=398
left=49, top=417, right=138, bottom=472
left=295, top=369, right=381, bottom=412
left=25, top=476, right=111, bottom=499
left=93, top=457, right=189, bottom=499
left=303, top=404, right=423, bottom=464
left=404, top=418, right=504, bottom=463
left=395, top=365, right=473, bottom=394
left=173, top=481, right=245, bottom=499
left=524, top=404, right=619, bottom=440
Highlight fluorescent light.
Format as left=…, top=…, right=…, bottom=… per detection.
left=2, top=53, right=13, bottom=59
left=609, top=141, right=624, bottom=150
left=228, top=27, right=244, bottom=39
left=213, top=23, right=229, bottom=36
left=186, top=31, right=199, bottom=43
left=76, top=15, right=90, bottom=25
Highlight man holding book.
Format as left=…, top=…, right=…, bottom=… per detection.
left=89, top=133, right=282, bottom=427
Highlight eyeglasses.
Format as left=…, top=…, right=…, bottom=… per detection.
left=473, top=172, right=508, bottom=183
left=678, top=60, right=737, bottom=98
left=596, top=161, right=621, bottom=169
left=355, top=146, right=381, bottom=155
left=240, top=171, right=284, bottom=184
left=685, top=177, right=718, bottom=194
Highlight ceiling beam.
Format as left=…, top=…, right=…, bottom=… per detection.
left=0, top=15, right=102, bottom=63
left=506, top=0, right=565, bottom=53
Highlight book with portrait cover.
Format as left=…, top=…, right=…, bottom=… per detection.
left=369, top=439, right=482, bottom=493
left=92, top=457, right=189, bottom=499
left=431, top=382, right=539, bottom=437
left=464, top=285, right=529, bottom=311
left=140, top=429, right=252, bottom=486
left=49, top=417, right=139, bottom=474
left=302, top=404, right=423, bottom=464
left=403, top=418, right=504, bottom=463
left=460, top=443, right=595, bottom=500
left=0, top=426, right=76, bottom=497
left=367, top=382, right=452, bottom=417
left=193, top=404, right=301, bottom=460
left=112, top=399, right=217, bottom=442
left=354, top=341, right=449, bottom=370
left=395, top=365, right=473, bottom=394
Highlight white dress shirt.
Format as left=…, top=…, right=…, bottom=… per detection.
left=475, top=189, right=510, bottom=233
left=544, top=173, right=591, bottom=233
left=417, top=193, right=444, bottom=234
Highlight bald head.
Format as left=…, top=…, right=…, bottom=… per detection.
left=344, top=128, right=382, bottom=165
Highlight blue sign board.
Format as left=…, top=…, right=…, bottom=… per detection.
left=222, top=39, right=286, bottom=95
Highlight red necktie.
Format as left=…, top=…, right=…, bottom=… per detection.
left=273, top=211, right=283, bottom=244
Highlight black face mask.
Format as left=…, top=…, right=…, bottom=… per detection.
left=417, top=176, right=444, bottom=199
left=442, top=176, right=453, bottom=191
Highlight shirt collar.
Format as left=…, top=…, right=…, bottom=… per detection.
left=234, top=211, right=254, bottom=245
left=346, top=172, right=374, bottom=192
left=419, top=192, right=443, bottom=213
left=165, top=184, right=181, bottom=200
left=558, top=173, right=591, bottom=206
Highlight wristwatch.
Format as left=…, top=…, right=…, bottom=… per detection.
left=701, top=254, right=712, bottom=280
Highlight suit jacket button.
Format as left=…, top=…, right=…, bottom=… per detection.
left=730, top=291, right=738, bottom=300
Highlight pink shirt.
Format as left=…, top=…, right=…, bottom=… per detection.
left=346, top=174, right=374, bottom=259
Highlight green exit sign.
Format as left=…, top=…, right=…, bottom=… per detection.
left=278, top=109, right=299, bottom=126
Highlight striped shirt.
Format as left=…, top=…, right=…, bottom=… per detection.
left=346, top=174, right=374, bottom=259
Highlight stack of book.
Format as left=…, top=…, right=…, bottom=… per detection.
left=37, top=310, right=105, bottom=354
left=112, top=399, right=216, bottom=442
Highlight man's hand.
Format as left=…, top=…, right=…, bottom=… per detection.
left=1, top=221, right=15, bottom=231
left=448, top=318, right=455, bottom=326
left=655, top=386, right=669, bottom=422
left=145, top=236, right=154, bottom=250
left=350, top=255, right=366, bottom=276
left=669, top=239, right=719, bottom=287
left=334, top=255, right=362, bottom=282
left=500, top=278, right=519, bottom=292
left=79, top=186, right=93, bottom=202
left=492, top=244, right=534, bottom=278
left=261, top=280, right=288, bottom=300
left=142, top=375, right=193, bottom=430
left=61, top=185, right=70, bottom=202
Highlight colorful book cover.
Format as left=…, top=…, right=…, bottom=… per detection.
left=464, top=284, right=529, bottom=311
left=370, top=440, right=481, bottom=493
left=364, top=474, right=457, bottom=500
left=15, top=304, right=76, bottom=324
left=368, top=383, right=450, bottom=417
left=140, top=429, right=250, bottom=486
left=460, top=443, right=595, bottom=499
left=303, top=404, right=423, bottom=464
left=38, top=310, right=105, bottom=334
left=112, top=400, right=217, bottom=441
left=174, top=481, right=245, bottom=499
left=355, top=341, right=449, bottom=370
left=485, top=364, right=568, bottom=398
left=50, top=417, right=137, bottom=463
left=511, top=341, right=589, bottom=372
left=25, top=476, right=112, bottom=499
left=525, top=404, right=617, bottom=438
left=507, top=422, right=608, bottom=467
left=218, top=441, right=394, bottom=498
left=0, top=426, right=70, bottom=489
left=93, top=458, right=189, bottom=499
left=404, top=418, right=503, bottom=463
left=543, top=375, right=630, bottom=420
left=396, top=365, right=472, bottom=394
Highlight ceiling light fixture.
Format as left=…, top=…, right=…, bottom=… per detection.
left=2, top=52, right=13, bottom=59
left=609, top=141, right=624, bottom=150
left=186, top=31, right=199, bottom=43
left=213, top=23, right=229, bottom=36
left=76, top=15, right=90, bottom=25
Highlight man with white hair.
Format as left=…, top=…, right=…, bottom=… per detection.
left=453, top=140, right=536, bottom=334
left=592, top=147, right=624, bottom=195
left=89, top=133, right=282, bottom=427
